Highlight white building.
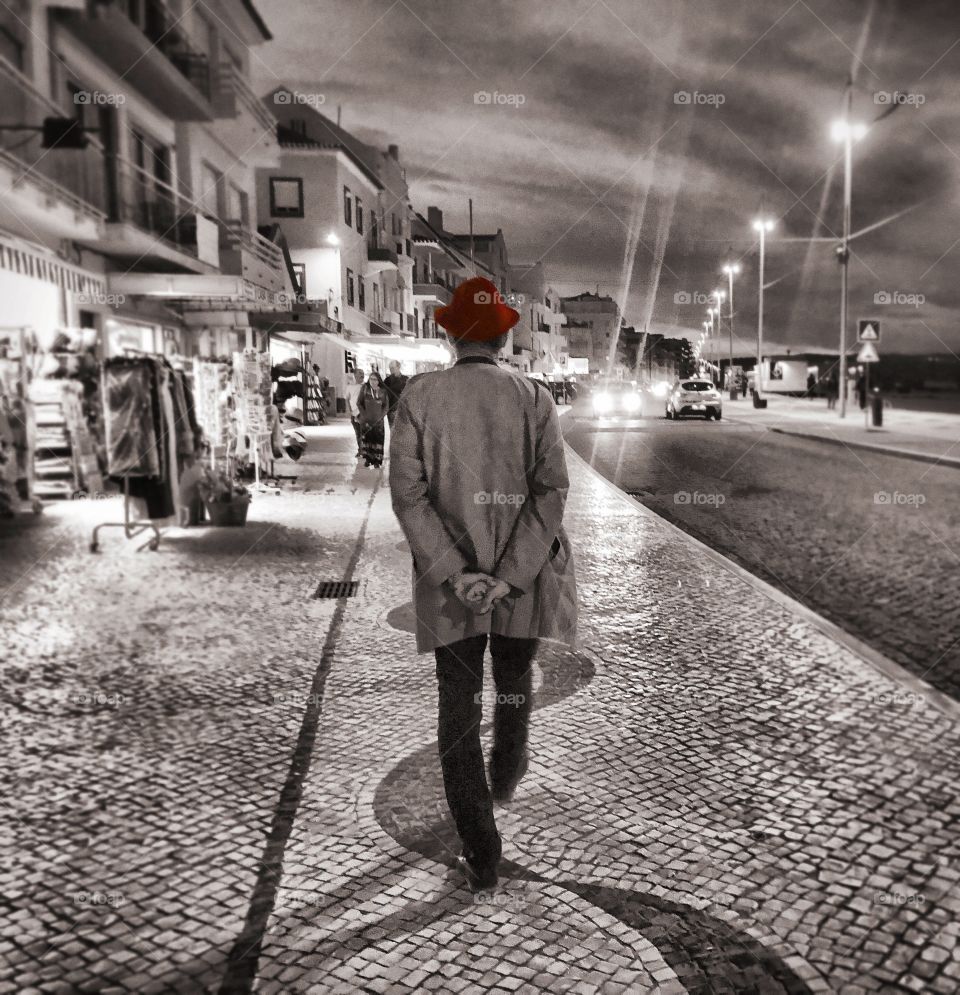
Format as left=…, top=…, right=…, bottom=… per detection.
left=0, top=0, right=293, bottom=360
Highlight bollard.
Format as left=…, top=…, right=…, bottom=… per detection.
left=871, top=392, right=883, bottom=427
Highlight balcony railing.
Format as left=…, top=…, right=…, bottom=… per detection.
left=113, top=157, right=204, bottom=256
left=0, top=56, right=107, bottom=219
left=212, top=61, right=276, bottom=131
left=100, top=0, right=211, bottom=99
left=219, top=220, right=285, bottom=272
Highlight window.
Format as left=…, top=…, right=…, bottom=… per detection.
left=391, top=212, right=397, bottom=236
left=289, top=118, right=307, bottom=137
left=227, top=183, right=249, bottom=225
left=270, top=177, right=303, bottom=217
left=358, top=277, right=365, bottom=311
left=291, top=263, right=306, bottom=295
left=0, top=26, right=24, bottom=70
left=343, top=186, right=352, bottom=226
left=356, top=196, right=363, bottom=234
left=199, top=162, right=222, bottom=219
left=346, top=268, right=355, bottom=307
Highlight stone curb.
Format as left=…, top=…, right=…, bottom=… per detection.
left=563, top=442, right=960, bottom=724
left=768, top=426, right=960, bottom=471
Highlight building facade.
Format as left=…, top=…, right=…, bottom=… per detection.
left=560, top=292, right=621, bottom=374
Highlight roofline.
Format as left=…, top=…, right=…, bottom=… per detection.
left=241, top=0, right=272, bottom=40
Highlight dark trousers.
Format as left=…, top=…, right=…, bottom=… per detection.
left=434, top=633, right=536, bottom=872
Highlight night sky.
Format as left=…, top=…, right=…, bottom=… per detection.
left=253, top=0, right=960, bottom=355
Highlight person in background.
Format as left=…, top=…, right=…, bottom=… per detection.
left=357, top=371, right=389, bottom=467
left=383, top=360, right=409, bottom=427
left=345, top=368, right=366, bottom=457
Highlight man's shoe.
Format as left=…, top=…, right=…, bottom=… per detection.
left=489, top=753, right=529, bottom=803
left=454, top=855, right=498, bottom=894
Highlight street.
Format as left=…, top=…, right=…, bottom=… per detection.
left=564, top=400, right=960, bottom=699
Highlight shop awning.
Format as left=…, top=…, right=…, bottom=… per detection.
left=345, top=334, right=452, bottom=364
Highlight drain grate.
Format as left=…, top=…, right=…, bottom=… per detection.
left=312, top=580, right=360, bottom=599
left=626, top=489, right=653, bottom=499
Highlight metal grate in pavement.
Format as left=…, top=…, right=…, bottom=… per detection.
left=312, top=580, right=360, bottom=599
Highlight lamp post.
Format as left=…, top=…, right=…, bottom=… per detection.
left=712, top=290, right=726, bottom=386
left=751, top=217, right=775, bottom=397
left=830, top=89, right=868, bottom=418
left=722, top=263, right=740, bottom=397
left=705, top=311, right=716, bottom=381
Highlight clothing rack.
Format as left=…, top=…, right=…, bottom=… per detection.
left=90, top=475, right=161, bottom=552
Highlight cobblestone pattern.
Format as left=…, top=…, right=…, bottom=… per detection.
left=2, top=425, right=960, bottom=992
left=0, top=460, right=365, bottom=994
left=256, top=442, right=960, bottom=992
left=566, top=414, right=960, bottom=699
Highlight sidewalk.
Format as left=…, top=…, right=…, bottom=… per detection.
left=725, top=394, right=960, bottom=468
left=1, top=422, right=959, bottom=993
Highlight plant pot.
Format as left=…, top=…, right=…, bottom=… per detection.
left=203, top=497, right=250, bottom=526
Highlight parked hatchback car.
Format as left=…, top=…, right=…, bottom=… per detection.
left=665, top=378, right=723, bottom=420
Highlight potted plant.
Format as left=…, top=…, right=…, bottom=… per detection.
left=198, top=468, right=251, bottom=526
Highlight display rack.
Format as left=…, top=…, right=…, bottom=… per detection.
left=90, top=475, right=161, bottom=552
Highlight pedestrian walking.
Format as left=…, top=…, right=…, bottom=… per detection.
left=357, top=371, right=389, bottom=467
left=382, top=360, right=409, bottom=427
left=345, top=369, right=366, bottom=457
left=856, top=371, right=867, bottom=410
left=826, top=372, right=838, bottom=410
left=389, top=276, right=578, bottom=894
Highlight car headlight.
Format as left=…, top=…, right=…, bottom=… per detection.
left=593, top=392, right=612, bottom=412
left=651, top=381, right=670, bottom=398
left=623, top=393, right=641, bottom=410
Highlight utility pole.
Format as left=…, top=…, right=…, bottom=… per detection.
left=838, top=79, right=853, bottom=418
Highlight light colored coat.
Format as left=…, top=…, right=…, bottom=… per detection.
left=389, top=357, right=578, bottom=653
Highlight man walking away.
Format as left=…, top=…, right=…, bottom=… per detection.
left=383, top=360, right=409, bottom=428
left=389, top=277, right=578, bottom=894
left=345, top=368, right=365, bottom=457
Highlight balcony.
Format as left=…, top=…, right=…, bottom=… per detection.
left=211, top=62, right=280, bottom=167
left=367, top=245, right=398, bottom=273
left=77, top=158, right=218, bottom=272
left=56, top=0, right=213, bottom=120
left=413, top=281, right=452, bottom=305
left=0, top=56, right=107, bottom=241
left=218, top=221, right=288, bottom=294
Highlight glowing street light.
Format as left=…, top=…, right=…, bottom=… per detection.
left=712, top=290, right=726, bottom=386
left=751, top=217, right=776, bottom=397
left=722, top=263, right=741, bottom=396
left=830, top=81, right=870, bottom=418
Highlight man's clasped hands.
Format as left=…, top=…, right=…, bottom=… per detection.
left=450, top=571, right=513, bottom=615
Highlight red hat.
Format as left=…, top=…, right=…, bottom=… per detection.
left=434, top=277, right=520, bottom=342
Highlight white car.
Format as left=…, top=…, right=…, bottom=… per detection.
left=665, top=378, right=723, bottom=420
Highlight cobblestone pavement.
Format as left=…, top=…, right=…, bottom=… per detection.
left=565, top=407, right=960, bottom=701
left=1, top=420, right=959, bottom=993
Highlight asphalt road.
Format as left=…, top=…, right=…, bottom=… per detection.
left=563, top=400, right=960, bottom=700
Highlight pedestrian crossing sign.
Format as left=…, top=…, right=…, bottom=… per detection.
left=857, top=341, right=880, bottom=363
left=858, top=320, right=880, bottom=342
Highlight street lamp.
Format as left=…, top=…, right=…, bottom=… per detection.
left=830, top=92, right=869, bottom=418
left=706, top=311, right=716, bottom=379
left=752, top=216, right=775, bottom=397
left=722, top=263, right=740, bottom=397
